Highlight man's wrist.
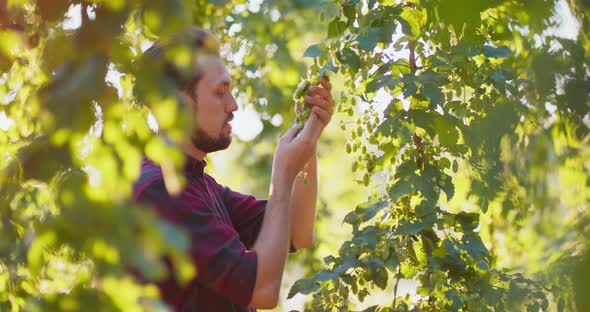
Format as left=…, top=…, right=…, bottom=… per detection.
left=270, top=174, right=294, bottom=197
left=305, top=150, right=317, bottom=169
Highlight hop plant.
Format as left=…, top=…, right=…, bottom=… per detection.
left=294, top=79, right=312, bottom=129
left=293, top=61, right=330, bottom=131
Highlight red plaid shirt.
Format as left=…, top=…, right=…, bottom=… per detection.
left=133, top=155, right=294, bottom=311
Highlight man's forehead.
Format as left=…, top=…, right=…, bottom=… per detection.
left=195, top=54, right=231, bottom=86
left=214, top=72, right=232, bottom=86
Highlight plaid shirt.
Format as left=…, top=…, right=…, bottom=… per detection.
left=133, top=155, right=293, bottom=311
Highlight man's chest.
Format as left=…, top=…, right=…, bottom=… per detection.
left=186, top=176, right=233, bottom=225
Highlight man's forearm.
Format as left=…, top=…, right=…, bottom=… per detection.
left=290, top=151, right=318, bottom=249
left=249, top=176, right=293, bottom=308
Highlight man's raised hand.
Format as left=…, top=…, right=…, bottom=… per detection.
left=302, top=77, right=334, bottom=128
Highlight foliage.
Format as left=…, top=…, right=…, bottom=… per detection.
left=286, top=0, right=590, bottom=311
left=0, top=0, right=588, bottom=311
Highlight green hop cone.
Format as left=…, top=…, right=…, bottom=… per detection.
left=293, top=80, right=310, bottom=100
left=293, top=71, right=329, bottom=130
left=294, top=80, right=312, bottom=130
left=296, top=101, right=312, bottom=129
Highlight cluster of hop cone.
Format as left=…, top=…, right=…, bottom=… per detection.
left=293, top=70, right=329, bottom=131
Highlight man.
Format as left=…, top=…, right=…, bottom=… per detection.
left=133, top=28, right=334, bottom=311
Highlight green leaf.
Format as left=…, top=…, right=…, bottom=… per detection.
left=342, top=0, right=360, bottom=5
left=562, top=77, right=590, bottom=115
left=317, top=60, right=339, bottom=78
left=421, top=83, right=444, bottom=108
left=315, top=270, right=338, bottom=282
left=396, top=16, right=414, bottom=37
left=358, top=200, right=390, bottom=223
left=440, top=177, right=455, bottom=201
left=366, top=74, right=400, bottom=94
left=461, top=234, right=490, bottom=259
left=384, top=254, right=399, bottom=272
left=303, top=44, right=322, bottom=58
left=377, top=23, right=396, bottom=43
left=400, top=262, right=419, bottom=278
left=437, top=0, right=493, bottom=35
left=319, top=1, right=341, bottom=21
left=446, top=290, right=465, bottom=310
left=434, top=115, right=459, bottom=148
left=209, top=0, right=230, bottom=7
left=28, top=231, right=56, bottom=273
left=288, top=278, right=317, bottom=299
left=388, top=179, right=413, bottom=202
left=358, top=288, right=370, bottom=302
left=402, top=74, right=419, bottom=98
left=396, top=219, right=425, bottom=235
left=328, top=19, right=348, bottom=38
left=399, top=6, right=424, bottom=38
left=357, top=28, right=380, bottom=52
left=337, top=47, right=361, bottom=73
left=483, top=45, right=512, bottom=58
left=431, top=57, right=447, bottom=68
left=416, top=70, right=448, bottom=85
left=344, top=210, right=361, bottom=225
left=333, top=257, right=358, bottom=275
left=342, top=0, right=359, bottom=24
left=373, top=267, right=388, bottom=289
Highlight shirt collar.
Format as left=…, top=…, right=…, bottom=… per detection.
left=184, top=154, right=207, bottom=177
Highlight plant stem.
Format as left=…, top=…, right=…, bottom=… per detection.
left=393, top=265, right=401, bottom=307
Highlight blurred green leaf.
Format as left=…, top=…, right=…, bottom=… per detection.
left=483, top=45, right=512, bottom=58
left=303, top=44, right=322, bottom=58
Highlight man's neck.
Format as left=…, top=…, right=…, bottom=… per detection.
left=183, top=142, right=207, bottom=161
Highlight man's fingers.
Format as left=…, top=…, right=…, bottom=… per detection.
left=312, top=106, right=332, bottom=125
left=319, top=77, right=332, bottom=90
left=304, top=95, right=333, bottom=114
left=308, top=86, right=332, bottom=103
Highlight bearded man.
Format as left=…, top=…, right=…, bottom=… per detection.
left=133, top=27, right=335, bottom=311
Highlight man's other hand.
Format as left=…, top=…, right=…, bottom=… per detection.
left=272, top=114, right=324, bottom=186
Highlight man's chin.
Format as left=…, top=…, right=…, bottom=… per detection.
left=219, top=136, right=232, bottom=150
left=191, top=135, right=232, bottom=153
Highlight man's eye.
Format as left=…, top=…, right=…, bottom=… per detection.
left=216, top=91, right=225, bottom=98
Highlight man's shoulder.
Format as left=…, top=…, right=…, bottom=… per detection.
left=133, top=158, right=165, bottom=202
left=133, top=158, right=213, bottom=205
left=202, top=172, right=226, bottom=191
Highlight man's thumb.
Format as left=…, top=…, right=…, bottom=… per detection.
left=299, top=113, right=322, bottom=142
left=281, top=123, right=299, bottom=141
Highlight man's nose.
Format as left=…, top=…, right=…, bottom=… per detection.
left=226, top=94, right=239, bottom=113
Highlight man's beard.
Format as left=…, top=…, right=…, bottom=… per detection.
left=190, top=126, right=232, bottom=153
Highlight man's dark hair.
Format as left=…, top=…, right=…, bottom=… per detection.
left=140, top=27, right=220, bottom=99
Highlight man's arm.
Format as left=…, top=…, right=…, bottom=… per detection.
left=289, top=149, right=318, bottom=249
left=249, top=118, right=323, bottom=309
left=287, top=77, right=333, bottom=250
left=248, top=176, right=293, bottom=309
left=249, top=76, right=333, bottom=308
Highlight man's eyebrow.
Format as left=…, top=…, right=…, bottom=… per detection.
left=216, top=75, right=232, bottom=87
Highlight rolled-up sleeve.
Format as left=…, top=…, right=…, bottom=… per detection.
left=137, top=179, right=257, bottom=306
